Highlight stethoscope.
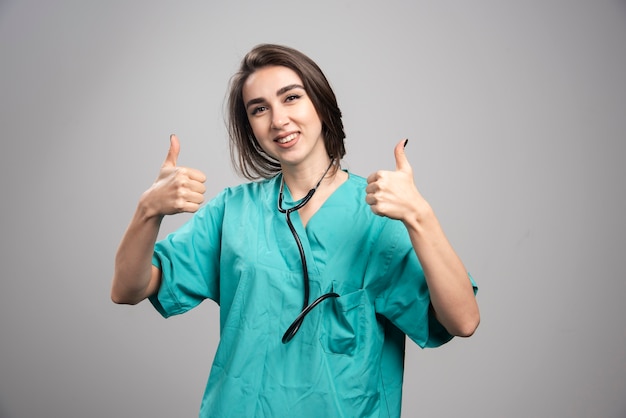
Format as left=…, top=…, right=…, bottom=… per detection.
left=278, top=160, right=339, bottom=344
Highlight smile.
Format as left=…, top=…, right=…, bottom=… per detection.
left=275, top=133, right=298, bottom=144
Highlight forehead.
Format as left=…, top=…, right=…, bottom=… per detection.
left=242, top=65, right=303, bottom=101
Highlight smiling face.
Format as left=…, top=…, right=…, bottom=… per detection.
left=242, top=65, right=328, bottom=170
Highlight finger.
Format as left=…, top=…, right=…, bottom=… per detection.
left=186, top=167, right=207, bottom=183
left=179, top=201, right=203, bottom=213
left=365, top=182, right=379, bottom=194
left=162, top=134, right=180, bottom=168
left=394, top=138, right=411, bottom=172
left=185, top=190, right=206, bottom=205
left=188, top=179, right=207, bottom=194
left=172, top=191, right=204, bottom=213
left=366, top=170, right=383, bottom=184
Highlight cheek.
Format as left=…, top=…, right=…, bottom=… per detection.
left=248, top=117, right=267, bottom=139
left=301, top=104, right=323, bottom=130
left=248, top=121, right=276, bottom=155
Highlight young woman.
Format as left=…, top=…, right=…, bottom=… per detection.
left=111, top=44, right=479, bottom=418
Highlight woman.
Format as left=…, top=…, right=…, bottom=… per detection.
left=111, top=44, right=479, bottom=418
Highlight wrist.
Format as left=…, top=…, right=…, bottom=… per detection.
left=137, top=189, right=165, bottom=224
left=402, top=201, right=435, bottom=234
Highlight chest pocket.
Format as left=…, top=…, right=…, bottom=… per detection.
left=319, top=286, right=367, bottom=356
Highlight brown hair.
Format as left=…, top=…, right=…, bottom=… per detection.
left=227, top=44, right=346, bottom=180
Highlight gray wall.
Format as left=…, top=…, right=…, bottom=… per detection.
left=1, top=1, right=625, bottom=417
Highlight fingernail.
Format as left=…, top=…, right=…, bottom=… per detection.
left=404, top=139, right=408, bottom=148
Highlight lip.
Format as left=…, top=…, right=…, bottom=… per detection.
left=273, top=131, right=300, bottom=146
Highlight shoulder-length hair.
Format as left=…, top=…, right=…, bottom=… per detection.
left=227, top=44, right=346, bottom=180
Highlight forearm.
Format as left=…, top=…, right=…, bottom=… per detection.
left=111, top=135, right=207, bottom=305
left=365, top=140, right=479, bottom=336
left=111, top=195, right=163, bottom=305
left=403, top=206, right=480, bottom=337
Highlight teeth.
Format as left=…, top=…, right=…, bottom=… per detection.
left=277, top=133, right=297, bottom=144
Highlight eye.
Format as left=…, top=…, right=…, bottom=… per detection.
left=250, top=105, right=268, bottom=115
left=285, top=94, right=301, bottom=102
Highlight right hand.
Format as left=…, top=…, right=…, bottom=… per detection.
left=142, top=134, right=207, bottom=217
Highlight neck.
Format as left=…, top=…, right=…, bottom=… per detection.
left=281, top=159, right=335, bottom=200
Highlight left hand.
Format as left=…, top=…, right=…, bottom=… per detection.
left=365, top=139, right=429, bottom=223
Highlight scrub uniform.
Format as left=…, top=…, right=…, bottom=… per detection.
left=150, top=172, right=475, bottom=418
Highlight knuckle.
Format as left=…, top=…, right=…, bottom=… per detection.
left=173, top=197, right=186, bottom=211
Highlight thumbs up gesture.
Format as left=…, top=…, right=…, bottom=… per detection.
left=366, top=139, right=430, bottom=223
left=144, top=134, right=207, bottom=217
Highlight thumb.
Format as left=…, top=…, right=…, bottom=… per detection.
left=394, top=138, right=411, bottom=172
left=162, top=134, right=180, bottom=168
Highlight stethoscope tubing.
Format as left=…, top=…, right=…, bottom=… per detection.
left=277, top=163, right=340, bottom=344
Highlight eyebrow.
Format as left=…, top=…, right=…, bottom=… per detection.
left=245, top=84, right=305, bottom=110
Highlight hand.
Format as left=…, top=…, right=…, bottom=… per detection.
left=143, top=134, right=207, bottom=217
left=365, top=139, right=429, bottom=223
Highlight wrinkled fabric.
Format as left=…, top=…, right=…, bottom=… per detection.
left=150, top=172, right=475, bottom=418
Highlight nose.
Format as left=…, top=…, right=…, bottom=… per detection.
left=271, top=107, right=289, bottom=129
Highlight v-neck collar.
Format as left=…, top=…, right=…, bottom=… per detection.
left=274, top=171, right=351, bottom=280
left=279, top=170, right=351, bottom=231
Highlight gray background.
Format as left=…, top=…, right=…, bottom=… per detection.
left=1, top=1, right=625, bottom=417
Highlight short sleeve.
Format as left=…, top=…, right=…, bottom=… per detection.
left=373, top=220, right=477, bottom=348
left=149, top=192, right=225, bottom=318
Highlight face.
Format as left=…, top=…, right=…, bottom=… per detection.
left=242, top=65, right=327, bottom=169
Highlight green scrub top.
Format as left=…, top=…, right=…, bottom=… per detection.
left=150, top=172, right=473, bottom=417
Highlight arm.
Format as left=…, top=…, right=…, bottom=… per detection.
left=111, top=135, right=207, bottom=305
left=365, top=139, right=479, bottom=337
